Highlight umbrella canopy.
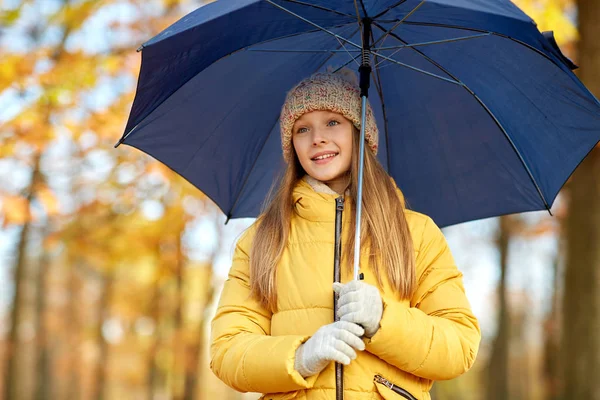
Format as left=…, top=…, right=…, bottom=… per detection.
left=117, top=0, right=600, bottom=228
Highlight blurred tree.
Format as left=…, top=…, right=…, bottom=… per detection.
left=485, top=216, right=514, bottom=400
left=542, top=246, right=562, bottom=400
left=4, top=152, right=41, bottom=400
left=1, top=1, right=217, bottom=399
left=2, top=11, right=74, bottom=395
left=560, top=0, right=600, bottom=399
left=34, top=222, right=53, bottom=400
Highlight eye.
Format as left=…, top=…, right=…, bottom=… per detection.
left=296, top=127, right=308, bottom=134
left=328, top=120, right=340, bottom=127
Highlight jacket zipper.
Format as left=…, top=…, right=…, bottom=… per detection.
left=374, top=375, right=418, bottom=400
left=334, top=196, right=344, bottom=400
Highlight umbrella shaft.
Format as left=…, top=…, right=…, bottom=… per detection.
left=354, top=95, right=368, bottom=281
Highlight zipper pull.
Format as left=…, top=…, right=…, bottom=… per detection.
left=335, top=196, right=344, bottom=211
left=374, top=375, right=394, bottom=390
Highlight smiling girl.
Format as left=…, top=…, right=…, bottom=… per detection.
left=210, top=71, right=481, bottom=400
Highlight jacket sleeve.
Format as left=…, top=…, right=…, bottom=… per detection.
left=364, top=216, right=481, bottom=380
left=209, top=229, right=320, bottom=393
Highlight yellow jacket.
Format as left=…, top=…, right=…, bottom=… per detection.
left=210, top=177, right=481, bottom=400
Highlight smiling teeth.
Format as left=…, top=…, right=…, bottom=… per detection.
left=314, top=154, right=336, bottom=160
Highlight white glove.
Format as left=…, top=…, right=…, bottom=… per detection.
left=333, top=280, right=383, bottom=338
left=294, top=320, right=366, bottom=378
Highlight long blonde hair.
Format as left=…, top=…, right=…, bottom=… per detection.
left=249, top=126, right=415, bottom=313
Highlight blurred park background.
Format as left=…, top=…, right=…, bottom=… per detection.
left=0, top=0, right=598, bottom=399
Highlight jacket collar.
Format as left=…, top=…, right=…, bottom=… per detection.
left=292, top=175, right=406, bottom=223
left=303, top=175, right=346, bottom=196
left=293, top=176, right=344, bottom=222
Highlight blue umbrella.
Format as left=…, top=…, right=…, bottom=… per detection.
left=116, top=0, right=600, bottom=269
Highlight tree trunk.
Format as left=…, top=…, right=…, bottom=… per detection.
left=147, top=244, right=165, bottom=400
left=34, top=224, right=53, bottom=400
left=486, top=215, right=511, bottom=400
left=66, top=265, right=82, bottom=400
left=184, top=267, right=214, bottom=400
left=172, top=233, right=185, bottom=400
left=94, top=272, right=115, bottom=400
left=560, top=1, right=600, bottom=399
left=3, top=152, right=41, bottom=400
left=542, top=242, right=562, bottom=400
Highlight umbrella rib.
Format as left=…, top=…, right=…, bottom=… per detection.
left=247, top=49, right=360, bottom=53
left=369, top=49, right=461, bottom=85
left=399, top=21, right=577, bottom=75
left=280, top=0, right=356, bottom=18
left=372, top=33, right=490, bottom=52
left=320, top=26, right=362, bottom=72
left=353, top=0, right=363, bottom=28
left=373, top=0, right=409, bottom=20
left=246, top=24, right=353, bottom=49
left=358, top=0, right=368, bottom=17
left=324, top=27, right=363, bottom=74
left=373, top=22, right=552, bottom=213
left=265, top=0, right=362, bottom=51
left=267, top=0, right=362, bottom=67
left=372, top=0, right=425, bottom=49
left=330, top=53, right=363, bottom=73
left=371, top=46, right=392, bottom=173
left=330, top=19, right=362, bottom=66
left=380, top=20, right=593, bottom=106
left=374, top=34, right=490, bottom=68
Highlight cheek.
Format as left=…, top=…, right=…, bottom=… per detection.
left=292, top=136, right=309, bottom=161
left=342, top=130, right=354, bottom=153
left=292, top=136, right=301, bottom=155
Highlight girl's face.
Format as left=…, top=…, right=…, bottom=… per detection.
left=292, top=110, right=353, bottom=193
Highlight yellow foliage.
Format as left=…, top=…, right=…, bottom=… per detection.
left=102, top=55, right=123, bottom=76
left=1, top=195, right=32, bottom=226
left=3, top=103, right=56, bottom=151
left=513, top=0, right=577, bottom=45
left=0, top=8, right=21, bottom=25
left=0, top=53, right=37, bottom=92
left=48, top=0, right=103, bottom=32
left=38, top=51, right=99, bottom=91
left=37, top=185, right=61, bottom=216
left=87, top=91, right=135, bottom=140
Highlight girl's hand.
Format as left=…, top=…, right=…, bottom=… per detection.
left=294, top=321, right=365, bottom=377
left=333, top=280, right=383, bottom=338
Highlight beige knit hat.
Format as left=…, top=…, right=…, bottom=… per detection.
left=279, top=69, right=379, bottom=162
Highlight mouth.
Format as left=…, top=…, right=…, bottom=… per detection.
left=311, top=152, right=339, bottom=164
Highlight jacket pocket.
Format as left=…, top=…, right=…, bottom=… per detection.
left=374, top=375, right=419, bottom=400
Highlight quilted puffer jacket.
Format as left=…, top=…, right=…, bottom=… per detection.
left=210, top=176, right=481, bottom=400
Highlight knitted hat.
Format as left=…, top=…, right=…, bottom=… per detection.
left=279, top=69, right=379, bottom=162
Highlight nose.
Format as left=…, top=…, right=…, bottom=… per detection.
left=311, top=128, right=328, bottom=146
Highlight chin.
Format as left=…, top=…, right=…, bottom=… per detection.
left=307, top=169, right=343, bottom=182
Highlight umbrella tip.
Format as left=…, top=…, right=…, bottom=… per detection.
left=137, top=45, right=144, bottom=52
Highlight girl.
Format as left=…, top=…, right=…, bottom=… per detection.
left=210, top=71, right=481, bottom=400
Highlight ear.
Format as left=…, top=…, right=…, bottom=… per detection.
left=332, top=282, right=344, bottom=294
